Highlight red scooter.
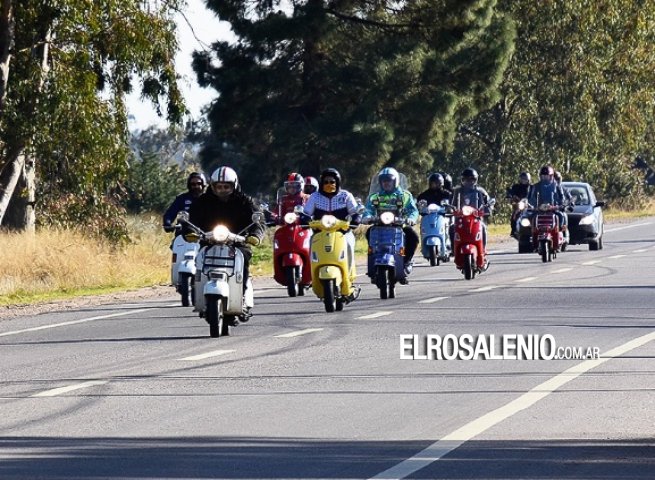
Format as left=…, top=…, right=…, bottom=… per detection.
left=530, top=203, right=567, bottom=263
left=273, top=211, right=312, bottom=296
left=451, top=199, right=495, bottom=280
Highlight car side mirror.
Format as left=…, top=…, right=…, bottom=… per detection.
left=595, top=201, right=605, bottom=208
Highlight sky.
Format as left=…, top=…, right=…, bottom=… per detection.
left=126, top=0, right=233, bottom=131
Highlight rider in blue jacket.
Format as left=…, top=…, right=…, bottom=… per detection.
left=528, top=165, right=568, bottom=237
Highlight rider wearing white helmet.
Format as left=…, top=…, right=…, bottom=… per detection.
left=189, top=166, right=265, bottom=318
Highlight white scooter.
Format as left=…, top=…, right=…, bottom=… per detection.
left=170, top=229, right=199, bottom=307
left=177, top=212, right=264, bottom=338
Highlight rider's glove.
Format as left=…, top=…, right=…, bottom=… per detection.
left=184, top=232, right=200, bottom=243
left=163, top=225, right=175, bottom=233
left=246, top=235, right=261, bottom=246
left=406, top=219, right=416, bottom=227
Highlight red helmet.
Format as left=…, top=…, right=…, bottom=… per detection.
left=284, top=172, right=304, bottom=194
left=304, top=176, right=319, bottom=194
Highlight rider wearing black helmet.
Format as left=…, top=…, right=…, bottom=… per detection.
left=506, top=172, right=532, bottom=238
left=417, top=172, right=453, bottom=206
left=163, top=172, right=206, bottom=232
left=450, top=167, right=492, bottom=251
left=528, top=165, right=569, bottom=236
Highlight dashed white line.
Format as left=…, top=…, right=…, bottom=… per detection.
left=608, top=254, right=626, bottom=259
left=516, top=276, right=537, bottom=283
left=0, top=308, right=154, bottom=338
left=581, top=260, right=601, bottom=265
left=31, top=381, right=108, bottom=398
left=604, top=222, right=652, bottom=233
left=418, top=297, right=450, bottom=304
left=179, top=349, right=236, bottom=361
left=357, top=311, right=394, bottom=320
left=369, top=330, right=655, bottom=480
left=469, top=285, right=500, bottom=293
left=274, top=328, right=324, bottom=338
left=551, top=267, right=573, bottom=274
left=632, top=249, right=648, bottom=253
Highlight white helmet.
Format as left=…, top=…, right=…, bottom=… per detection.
left=210, top=166, right=238, bottom=189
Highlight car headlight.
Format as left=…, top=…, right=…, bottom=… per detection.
left=212, top=225, right=230, bottom=242
left=321, top=215, right=337, bottom=229
left=461, top=206, right=475, bottom=216
left=380, top=212, right=395, bottom=225
left=520, top=218, right=532, bottom=227
left=579, top=214, right=594, bottom=225
left=284, top=212, right=297, bottom=224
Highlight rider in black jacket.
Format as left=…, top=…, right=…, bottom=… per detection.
left=188, top=166, right=265, bottom=310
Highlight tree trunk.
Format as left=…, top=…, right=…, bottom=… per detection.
left=3, top=155, right=35, bottom=232
left=0, top=0, right=12, bottom=113
left=0, top=150, right=24, bottom=227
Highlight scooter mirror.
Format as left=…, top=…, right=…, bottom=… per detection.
left=356, top=204, right=366, bottom=214
left=293, top=205, right=305, bottom=214
left=488, top=198, right=496, bottom=208
left=176, top=211, right=190, bottom=223
left=417, top=199, right=427, bottom=208
left=251, top=212, right=265, bottom=223
left=440, top=199, right=450, bottom=206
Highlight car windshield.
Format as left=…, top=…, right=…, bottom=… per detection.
left=568, top=186, right=590, bottom=205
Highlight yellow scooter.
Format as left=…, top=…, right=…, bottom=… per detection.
left=308, top=214, right=360, bottom=312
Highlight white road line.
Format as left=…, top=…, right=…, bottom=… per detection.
left=604, top=222, right=652, bottom=233
left=632, top=249, right=648, bottom=253
left=31, top=380, right=108, bottom=398
left=179, top=349, right=235, bottom=361
left=581, top=260, right=601, bottom=265
left=254, top=288, right=281, bottom=295
left=0, top=308, right=154, bottom=338
left=418, top=297, right=450, bottom=304
left=369, top=330, right=655, bottom=480
left=608, top=254, right=626, bottom=259
left=551, top=267, right=573, bottom=274
left=274, top=328, right=324, bottom=338
left=469, top=285, right=500, bottom=293
left=516, top=276, right=537, bottom=283
left=356, top=311, right=394, bottom=320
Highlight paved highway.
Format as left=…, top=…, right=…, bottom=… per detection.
left=1, top=219, right=654, bottom=479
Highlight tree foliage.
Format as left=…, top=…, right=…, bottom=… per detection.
left=0, top=0, right=186, bottom=235
left=194, top=0, right=515, bottom=195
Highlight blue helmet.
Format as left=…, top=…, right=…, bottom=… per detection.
left=378, top=167, right=400, bottom=189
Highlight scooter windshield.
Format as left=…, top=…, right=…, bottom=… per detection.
left=367, top=171, right=410, bottom=198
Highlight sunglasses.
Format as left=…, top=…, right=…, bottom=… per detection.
left=323, top=180, right=336, bottom=185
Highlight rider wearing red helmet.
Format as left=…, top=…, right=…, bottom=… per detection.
left=274, top=172, right=309, bottom=223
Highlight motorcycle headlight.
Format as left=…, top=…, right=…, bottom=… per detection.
left=427, top=203, right=439, bottom=213
left=380, top=212, right=395, bottom=225
left=321, top=215, right=337, bottom=229
left=520, top=218, right=532, bottom=227
left=579, top=214, right=594, bottom=225
left=461, top=206, right=475, bottom=216
left=212, top=225, right=230, bottom=242
left=284, top=212, right=297, bottom=225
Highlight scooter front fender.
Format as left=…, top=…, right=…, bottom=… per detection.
left=204, top=279, right=230, bottom=298
left=281, top=252, right=304, bottom=267
left=319, top=265, right=343, bottom=286
left=178, top=259, right=196, bottom=275
left=374, top=253, right=396, bottom=267
left=423, top=236, right=439, bottom=246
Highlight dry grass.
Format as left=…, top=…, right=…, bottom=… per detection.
left=0, top=215, right=170, bottom=305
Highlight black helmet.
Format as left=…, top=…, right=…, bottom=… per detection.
left=320, top=168, right=341, bottom=193
left=539, top=165, right=554, bottom=176
left=440, top=172, right=453, bottom=191
left=519, top=171, right=531, bottom=182
left=428, top=172, right=444, bottom=188
left=187, top=172, right=206, bottom=189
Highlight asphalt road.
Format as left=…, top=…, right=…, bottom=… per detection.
left=1, top=218, right=654, bottom=479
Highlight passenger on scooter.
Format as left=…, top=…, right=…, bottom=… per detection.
left=417, top=173, right=453, bottom=206
left=302, top=168, right=362, bottom=270
left=450, top=168, right=492, bottom=251
left=527, top=165, right=568, bottom=237
left=363, top=167, right=419, bottom=279
left=303, top=176, right=319, bottom=195
left=188, top=166, right=265, bottom=319
left=505, top=172, right=531, bottom=238
left=163, top=172, right=206, bottom=233
left=440, top=172, right=454, bottom=192
left=554, top=170, right=573, bottom=204
left=274, top=172, right=309, bottom=224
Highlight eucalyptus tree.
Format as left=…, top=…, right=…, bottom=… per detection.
left=0, top=0, right=185, bottom=233
left=194, top=0, right=515, bottom=195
